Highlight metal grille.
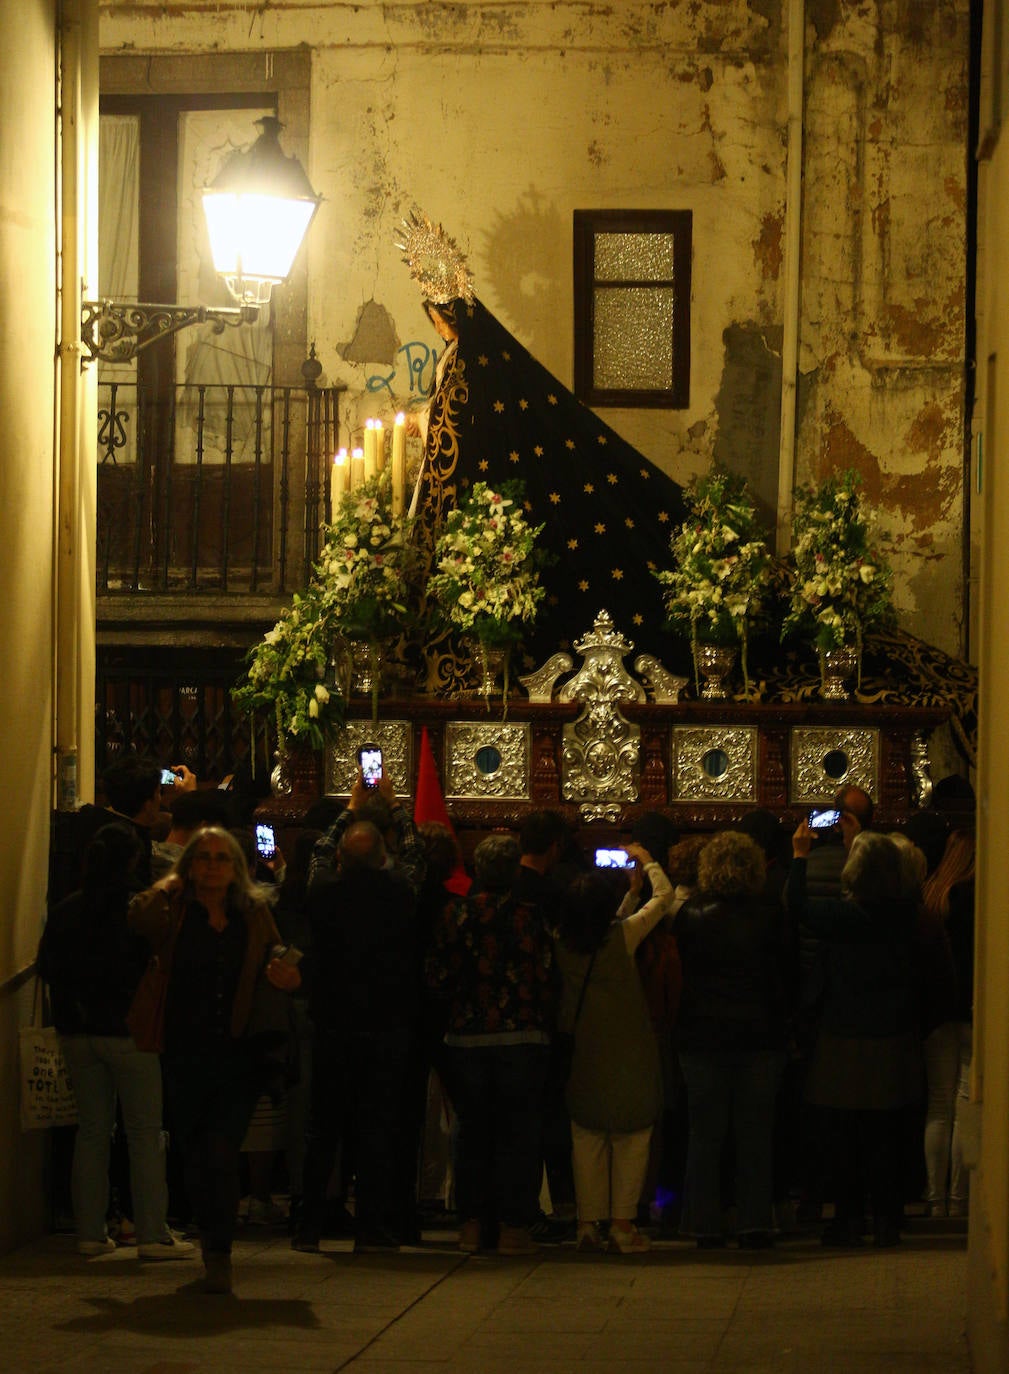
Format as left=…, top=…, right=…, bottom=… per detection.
left=97, top=376, right=343, bottom=595
left=96, top=649, right=260, bottom=785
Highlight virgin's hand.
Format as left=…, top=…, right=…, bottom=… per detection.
left=792, top=820, right=813, bottom=858
left=266, top=959, right=301, bottom=992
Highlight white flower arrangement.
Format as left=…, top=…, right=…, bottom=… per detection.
left=316, top=473, right=416, bottom=642
left=426, top=480, right=546, bottom=648
left=782, top=468, right=894, bottom=661
left=234, top=472, right=417, bottom=746
left=654, top=469, right=773, bottom=695
left=232, top=583, right=342, bottom=750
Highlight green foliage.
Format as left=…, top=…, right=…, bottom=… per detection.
left=315, top=473, right=419, bottom=641
left=655, top=469, right=774, bottom=690
left=782, top=469, right=895, bottom=653
left=233, top=471, right=416, bottom=746
left=232, top=583, right=342, bottom=750
left=426, top=480, right=547, bottom=648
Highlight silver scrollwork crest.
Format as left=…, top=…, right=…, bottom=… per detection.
left=560, top=611, right=642, bottom=823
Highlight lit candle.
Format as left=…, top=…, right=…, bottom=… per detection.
left=350, top=446, right=365, bottom=490
left=363, top=419, right=377, bottom=481
left=392, top=413, right=406, bottom=518
left=330, top=448, right=349, bottom=517
left=373, top=419, right=385, bottom=473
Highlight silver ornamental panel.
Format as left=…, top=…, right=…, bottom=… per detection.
left=672, top=726, right=757, bottom=803
left=326, top=720, right=413, bottom=797
left=560, top=610, right=643, bottom=823
left=790, top=726, right=879, bottom=805
left=445, top=722, right=530, bottom=800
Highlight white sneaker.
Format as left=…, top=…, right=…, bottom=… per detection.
left=138, top=1235, right=196, bottom=1260
left=78, top=1237, right=117, bottom=1256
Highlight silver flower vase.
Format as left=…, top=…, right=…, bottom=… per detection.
left=694, top=642, right=737, bottom=700
left=465, top=637, right=510, bottom=713
left=819, top=645, right=860, bottom=701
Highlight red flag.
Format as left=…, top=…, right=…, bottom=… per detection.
left=414, top=726, right=471, bottom=895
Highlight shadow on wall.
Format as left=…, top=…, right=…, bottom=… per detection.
left=712, top=321, right=785, bottom=530
left=481, top=188, right=567, bottom=367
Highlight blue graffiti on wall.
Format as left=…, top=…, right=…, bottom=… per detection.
left=366, top=340, right=440, bottom=401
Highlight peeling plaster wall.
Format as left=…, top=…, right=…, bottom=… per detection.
left=796, top=1, right=969, bottom=654
left=98, top=0, right=969, bottom=655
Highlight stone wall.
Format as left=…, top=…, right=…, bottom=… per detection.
left=99, top=1, right=970, bottom=655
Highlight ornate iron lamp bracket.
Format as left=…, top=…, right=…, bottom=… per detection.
left=81, top=299, right=259, bottom=364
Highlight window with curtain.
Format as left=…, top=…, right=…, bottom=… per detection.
left=573, top=209, right=692, bottom=409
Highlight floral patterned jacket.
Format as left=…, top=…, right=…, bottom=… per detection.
left=426, top=888, right=555, bottom=1044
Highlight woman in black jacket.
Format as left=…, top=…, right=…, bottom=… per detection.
left=674, top=830, right=793, bottom=1249
left=788, top=822, right=922, bottom=1247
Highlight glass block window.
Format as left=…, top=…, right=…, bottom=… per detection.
left=574, top=210, right=692, bottom=408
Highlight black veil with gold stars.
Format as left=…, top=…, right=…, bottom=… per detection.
left=418, top=295, right=689, bottom=687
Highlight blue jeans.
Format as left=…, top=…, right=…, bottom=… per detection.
left=679, top=1048, right=786, bottom=1237
left=447, top=1042, right=548, bottom=1230
left=60, top=1034, right=168, bottom=1246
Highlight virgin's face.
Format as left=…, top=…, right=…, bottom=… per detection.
left=427, top=306, right=458, bottom=342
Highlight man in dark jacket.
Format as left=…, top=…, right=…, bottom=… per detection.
left=294, top=771, right=426, bottom=1253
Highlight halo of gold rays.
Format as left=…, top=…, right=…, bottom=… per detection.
left=396, top=209, right=475, bottom=305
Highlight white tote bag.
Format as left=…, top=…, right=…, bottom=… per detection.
left=19, top=982, right=78, bottom=1131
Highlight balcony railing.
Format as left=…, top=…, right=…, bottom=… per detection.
left=97, top=372, right=345, bottom=596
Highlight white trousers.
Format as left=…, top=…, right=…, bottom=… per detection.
left=571, top=1119, right=653, bottom=1223
left=923, top=1020, right=972, bottom=1206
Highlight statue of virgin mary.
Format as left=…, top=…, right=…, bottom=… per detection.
left=398, top=212, right=689, bottom=693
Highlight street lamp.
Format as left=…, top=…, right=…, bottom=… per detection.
left=81, top=116, right=321, bottom=363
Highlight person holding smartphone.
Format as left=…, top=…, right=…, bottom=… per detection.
left=294, top=767, right=427, bottom=1254
left=673, top=830, right=794, bottom=1249
left=788, top=820, right=920, bottom=1249
left=553, top=843, right=673, bottom=1254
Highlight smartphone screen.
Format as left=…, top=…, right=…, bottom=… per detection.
left=595, top=847, right=632, bottom=869
left=255, top=823, right=276, bottom=858
left=160, top=768, right=176, bottom=786
left=808, top=808, right=841, bottom=831
left=359, top=746, right=383, bottom=788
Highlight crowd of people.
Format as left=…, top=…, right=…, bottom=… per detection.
left=38, top=752, right=976, bottom=1291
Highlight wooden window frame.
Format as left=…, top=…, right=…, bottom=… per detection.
left=573, top=209, right=692, bottom=409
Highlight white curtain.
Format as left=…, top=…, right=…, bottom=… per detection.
left=97, top=116, right=139, bottom=458
left=98, top=115, right=139, bottom=301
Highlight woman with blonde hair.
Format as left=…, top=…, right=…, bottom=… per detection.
left=788, top=825, right=921, bottom=1247
left=674, top=830, right=793, bottom=1248
left=130, top=826, right=300, bottom=1293
left=919, top=828, right=975, bottom=1216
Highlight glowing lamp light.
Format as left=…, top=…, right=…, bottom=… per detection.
left=202, top=116, right=321, bottom=307
left=83, top=115, right=322, bottom=362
